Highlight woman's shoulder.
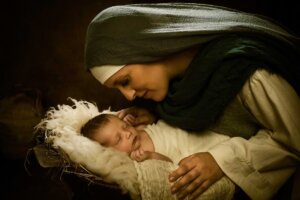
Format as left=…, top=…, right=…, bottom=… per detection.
left=247, top=69, right=291, bottom=90
left=238, top=68, right=297, bottom=103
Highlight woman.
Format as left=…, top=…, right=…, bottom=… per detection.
left=84, top=3, right=300, bottom=200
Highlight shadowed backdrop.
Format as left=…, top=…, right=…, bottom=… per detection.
left=1, top=0, right=298, bottom=199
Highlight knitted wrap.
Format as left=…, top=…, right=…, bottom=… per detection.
left=135, top=160, right=235, bottom=200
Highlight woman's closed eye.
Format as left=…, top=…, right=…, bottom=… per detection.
left=119, top=76, right=130, bottom=87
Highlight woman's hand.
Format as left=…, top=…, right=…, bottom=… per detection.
left=169, top=152, right=224, bottom=200
left=117, top=106, right=157, bottom=126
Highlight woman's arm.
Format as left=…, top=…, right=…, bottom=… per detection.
left=212, top=69, right=300, bottom=199
left=169, top=152, right=224, bottom=200
left=170, top=69, right=300, bottom=200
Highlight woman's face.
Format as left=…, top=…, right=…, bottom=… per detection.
left=104, top=62, right=170, bottom=102
left=92, top=115, right=141, bottom=155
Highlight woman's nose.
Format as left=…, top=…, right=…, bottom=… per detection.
left=120, top=88, right=136, bottom=101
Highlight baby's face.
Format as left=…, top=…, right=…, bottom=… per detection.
left=92, top=115, right=141, bottom=154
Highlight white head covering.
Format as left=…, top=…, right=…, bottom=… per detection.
left=90, top=65, right=125, bottom=84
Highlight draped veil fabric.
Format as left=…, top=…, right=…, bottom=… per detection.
left=84, top=3, right=300, bottom=131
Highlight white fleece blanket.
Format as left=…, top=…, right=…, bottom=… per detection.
left=36, top=98, right=235, bottom=200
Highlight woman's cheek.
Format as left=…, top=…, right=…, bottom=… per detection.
left=156, top=89, right=168, bottom=102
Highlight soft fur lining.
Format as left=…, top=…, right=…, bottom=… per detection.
left=35, top=98, right=140, bottom=199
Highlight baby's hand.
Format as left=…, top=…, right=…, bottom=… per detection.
left=130, top=149, right=150, bottom=162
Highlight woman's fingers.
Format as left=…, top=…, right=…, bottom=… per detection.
left=132, top=107, right=156, bottom=125
left=169, top=155, right=193, bottom=183
left=170, top=165, right=199, bottom=194
left=117, top=106, right=156, bottom=125
left=134, top=114, right=154, bottom=125
left=189, top=180, right=211, bottom=200
left=169, top=152, right=224, bottom=199
left=117, top=109, right=129, bottom=119
left=176, top=176, right=207, bottom=200
left=123, top=114, right=136, bottom=125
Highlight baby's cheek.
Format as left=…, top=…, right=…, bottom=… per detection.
left=117, top=144, right=132, bottom=155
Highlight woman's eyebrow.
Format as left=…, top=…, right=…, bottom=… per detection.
left=113, top=75, right=128, bottom=86
left=113, top=79, right=122, bottom=86
left=105, top=77, right=123, bottom=87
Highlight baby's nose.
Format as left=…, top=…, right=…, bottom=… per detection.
left=125, top=130, right=132, bottom=139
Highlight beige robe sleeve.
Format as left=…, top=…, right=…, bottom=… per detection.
left=209, top=69, right=300, bottom=200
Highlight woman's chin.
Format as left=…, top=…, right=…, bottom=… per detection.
left=154, top=96, right=167, bottom=102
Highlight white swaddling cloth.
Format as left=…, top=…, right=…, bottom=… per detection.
left=35, top=98, right=235, bottom=200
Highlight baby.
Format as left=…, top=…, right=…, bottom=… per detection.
left=81, top=113, right=172, bottom=162
left=81, top=113, right=230, bottom=164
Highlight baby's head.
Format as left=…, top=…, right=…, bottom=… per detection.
left=81, top=114, right=141, bottom=155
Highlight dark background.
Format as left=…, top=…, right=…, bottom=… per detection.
left=1, top=0, right=299, bottom=199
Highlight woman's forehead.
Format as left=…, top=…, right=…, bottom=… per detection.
left=104, top=66, right=130, bottom=87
